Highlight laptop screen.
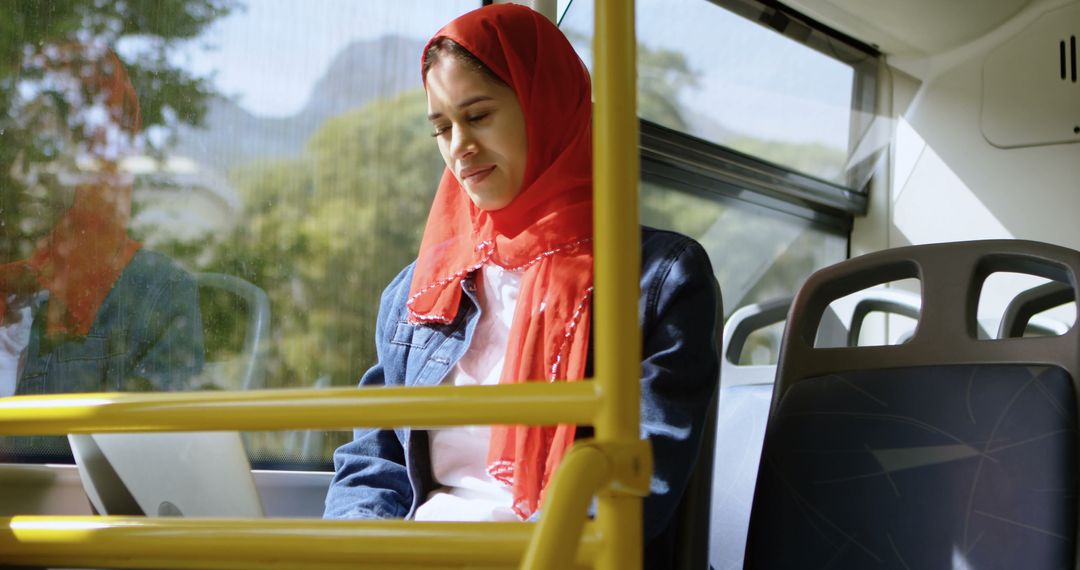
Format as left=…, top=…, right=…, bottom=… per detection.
left=70, top=431, right=263, bottom=517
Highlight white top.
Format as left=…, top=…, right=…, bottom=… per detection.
left=0, top=291, right=47, bottom=397
left=414, top=262, right=522, bottom=522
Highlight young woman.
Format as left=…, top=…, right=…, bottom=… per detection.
left=324, top=4, right=719, bottom=565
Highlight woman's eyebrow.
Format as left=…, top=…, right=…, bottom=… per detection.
left=427, top=95, right=495, bottom=120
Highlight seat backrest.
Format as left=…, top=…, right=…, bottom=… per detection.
left=712, top=292, right=942, bottom=569
left=999, top=280, right=1075, bottom=338
left=843, top=287, right=994, bottom=344
left=193, top=273, right=271, bottom=391
left=844, top=288, right=921, bottom=345
left=745, top=240, right=1080, bottom=570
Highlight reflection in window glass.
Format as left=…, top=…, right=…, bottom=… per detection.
left=562, top=0, right=867, bottom=186
left=642, top=180, right=847, bottom=319
left=1, top=1, right=478, bottom=466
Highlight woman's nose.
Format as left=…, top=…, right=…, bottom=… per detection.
left=451, top=126, right=478, bottom=160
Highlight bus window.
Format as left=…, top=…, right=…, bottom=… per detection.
left=641, top=179, right=847, bottom=320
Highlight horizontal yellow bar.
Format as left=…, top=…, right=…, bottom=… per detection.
left=0, top=383, right=601, bottom=436
left=0, top=517, right=597, bottom=569
left=0, top=559, right=528, bottom=570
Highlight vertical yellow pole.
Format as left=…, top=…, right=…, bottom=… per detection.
left=593, top=1, right=641, bottom=570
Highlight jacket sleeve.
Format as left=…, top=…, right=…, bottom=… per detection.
left=639, top=237, right=720, bottom=541
left=323, top=267, right=414, bottom=520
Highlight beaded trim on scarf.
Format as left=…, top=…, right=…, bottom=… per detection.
left=486, top=282, right=594, bottom=518
left=489, top=461, right=514, bottom=484
left=406, top=241, right=495, bottom=323
left=487, top=461, right=533, bottom=520
left=549, top=286, right=594, bottom=380
left=499, top=237, right=592, bottom=272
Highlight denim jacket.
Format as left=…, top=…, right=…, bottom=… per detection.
left=324, top=227, right=720, bottom=561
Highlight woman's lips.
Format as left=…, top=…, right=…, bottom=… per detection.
left=461, top=165, right=495, bottom=185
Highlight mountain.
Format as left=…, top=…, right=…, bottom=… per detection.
left=173, top=35, right=426, bottom=175
left=298, top=35, right=423, bottom=122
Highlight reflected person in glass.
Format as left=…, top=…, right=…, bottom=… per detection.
left=324, top=5, right=719, bottom=567
left=0, top=43, right=204, bottom=400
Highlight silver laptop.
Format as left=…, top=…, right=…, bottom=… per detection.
left=69, top=432, right=264, bottom=517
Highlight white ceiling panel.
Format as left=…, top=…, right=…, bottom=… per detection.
left=781, top=0, right=1038, bottom=56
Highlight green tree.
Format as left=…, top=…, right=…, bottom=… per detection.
left=637, top=43, right=699, bottom=132
left=149, top=89, right=441, bottom=459
left=173, top=89, right=442, bottom=393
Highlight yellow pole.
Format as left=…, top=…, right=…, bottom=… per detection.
left=520, top=444, right=611, bottom=569
left=0, top=383, right=599, bottom=435
left=593, top=0, right=640, bottom=446
left=593, top=0, right=643, bottom=569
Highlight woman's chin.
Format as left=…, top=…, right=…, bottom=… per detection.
left=466, top=188, right=515, bottom=212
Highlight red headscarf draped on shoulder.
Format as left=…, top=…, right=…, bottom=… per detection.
left=410, top=4, right=593, bottom=519
left=0, top=44, right=142, bottom=337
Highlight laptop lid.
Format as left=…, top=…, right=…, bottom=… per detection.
left=69, top=432, right=264, bottom=517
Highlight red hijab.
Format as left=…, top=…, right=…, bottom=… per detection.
left=0, top=46, right=142, bottom=337
left=410, top=4, right=593, bottom=519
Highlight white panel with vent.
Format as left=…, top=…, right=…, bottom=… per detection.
left=981, top=2, right=1080, bottom=148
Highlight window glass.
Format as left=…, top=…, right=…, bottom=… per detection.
left=642, top=181, right=847, bottom=322
left=561, top=0, right=878, bottom=188
left=2, top=0, right=850, bottom=471
left=1, top=0, right=478, bottom=467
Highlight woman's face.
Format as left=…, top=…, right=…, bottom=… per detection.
left=426, top=56, right=527, bottom=211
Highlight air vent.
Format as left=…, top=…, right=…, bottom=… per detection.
left=981, top=2, right=1080, bottom=148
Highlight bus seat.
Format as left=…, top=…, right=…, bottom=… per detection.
left=999, top=280, right=1075, bottom=338
left=709, top=297, right=789, bottom=570
left=711, top=291, right=926, bottom=569
left=744, top=240, right=1080, bottom=570
left=193, top=273, right=271, bottom=391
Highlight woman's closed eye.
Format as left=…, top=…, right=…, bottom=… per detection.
left=431, top=111, right=492, bottom=137
left=466, top=112, right=490, bottom=123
